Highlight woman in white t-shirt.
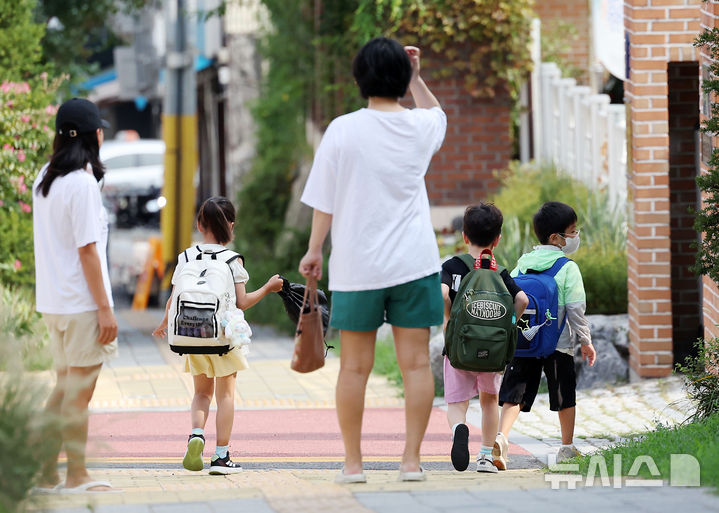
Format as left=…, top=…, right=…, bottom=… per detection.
left=33, top=98, right=119, bottom=493
left=298, top=38, right=447, bottom=483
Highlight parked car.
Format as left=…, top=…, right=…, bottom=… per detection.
left=100, top=137, right=165, bottom=305
left=100, top=138, right=165, bottom=228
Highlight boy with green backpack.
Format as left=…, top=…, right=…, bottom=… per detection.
left=441, top=204, right=528, bottom=473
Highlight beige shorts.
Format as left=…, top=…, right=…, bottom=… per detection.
left=43, top=311, right=118, bottom=369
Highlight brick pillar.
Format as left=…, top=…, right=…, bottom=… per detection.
left=625, top=0, right=701, bottom=378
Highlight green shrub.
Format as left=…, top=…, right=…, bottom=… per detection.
left=0, top=77, right=60, bottom=290
left=0, top=375, right=56, bottom=513
left=0, top=291, right=54, bottom=513
left=0, top=285, right=51, bottom=371
left=676, top=338, right=719, bottom=422
left=572, top=244, right=628, bottom=314
left=491, top=161, right=594, bottom=228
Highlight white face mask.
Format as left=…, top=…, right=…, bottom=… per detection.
left=561, top=234, right=580, bottom=255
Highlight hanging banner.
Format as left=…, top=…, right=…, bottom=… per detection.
left=592, top=0, right=626, bottom=80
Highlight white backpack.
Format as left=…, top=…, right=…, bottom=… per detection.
left=168, top=246, right=243, bottom=356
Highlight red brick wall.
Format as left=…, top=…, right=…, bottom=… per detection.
left=667, top=61, right=702, bottom=363
left=416, top=71, right=513, bottom=206
left=625, top=0, right=702, bottom=378
left=535, top=0, right=591, bottom=83
left=700, top=2, right=719, bottom=341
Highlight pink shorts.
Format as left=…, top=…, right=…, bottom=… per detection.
left=443, top=356, right=502, bottom=404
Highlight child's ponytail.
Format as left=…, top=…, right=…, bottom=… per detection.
left=197, top=196, right=235, bottom=245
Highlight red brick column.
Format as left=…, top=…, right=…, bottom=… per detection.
left=625, top=0, right=701, bottom=378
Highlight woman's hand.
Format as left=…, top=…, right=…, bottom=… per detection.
left=97, top=307, right=118, bottom=344
left=404, top=46, right=421, bottom=80
left=299, top=249, right=323, bottom=280
left=265, top=274, right=284, bottom=293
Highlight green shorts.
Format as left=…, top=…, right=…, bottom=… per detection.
left=330, top=273, right=443, bottom=332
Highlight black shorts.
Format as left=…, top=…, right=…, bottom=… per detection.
left=498, top=351, right=576, bottom=412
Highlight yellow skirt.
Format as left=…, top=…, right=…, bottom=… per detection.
left=184, top=349, right=249, bottom=377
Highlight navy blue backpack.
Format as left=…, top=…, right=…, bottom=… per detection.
left=513, top=257, right=571, bottom=358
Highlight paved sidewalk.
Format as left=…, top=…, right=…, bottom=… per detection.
left=29, top=309, right=718, bottom=512
left=30, top=468, right=719, bottom=513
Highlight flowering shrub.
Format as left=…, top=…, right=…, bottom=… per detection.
left=0, top=76, right=61, bottom=288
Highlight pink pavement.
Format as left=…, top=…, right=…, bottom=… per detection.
left=86, top=407, right=530, bottom=460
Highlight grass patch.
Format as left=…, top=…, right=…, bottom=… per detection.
left=564, top=414, right=719, bottom=490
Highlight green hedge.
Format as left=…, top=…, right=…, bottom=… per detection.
left=0, top=285, right=51, bottom=371
left=489, top=161, right=628, bottom=314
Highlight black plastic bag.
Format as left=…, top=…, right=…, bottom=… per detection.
left=277, top=277, right=330, bottom=335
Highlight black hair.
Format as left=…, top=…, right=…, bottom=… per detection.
left=36, top=132, right=104, bottom=197
left=463, top=203, right=503, bottom=247
left=197, top=196, right=235, bottom=245
left=533, top=201, right=578, bottom=244
left=352, top=37, right=412, bottom=100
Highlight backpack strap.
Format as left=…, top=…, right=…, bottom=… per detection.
left=545, top=257, right=571, bottom=277
left=457, top=254, right=477, bottom=272
left=195, top=246, right=230, bottom=261
left=517, top=256, right=571, bottom=276
left=226, top=253, right=245, bottom=266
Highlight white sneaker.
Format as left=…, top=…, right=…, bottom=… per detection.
left=492, top=432, right=508, bottom=470
left=476, top=455, right=498, bottom=473
left=556, top=445, right=581, bottom=463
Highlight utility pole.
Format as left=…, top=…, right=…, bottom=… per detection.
left=161, top=0, right=197, bottom=290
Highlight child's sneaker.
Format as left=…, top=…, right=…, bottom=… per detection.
left=476, top=454, right=498, bottom=473
left=450, top=423, right=470, bottom=472
left=182, top=434, right=205, bottom=471
left=209, top=453, right=243, bottom=475
left=556, top=445, right=581, bottom=463
left=492, top=432, right=509, bottom=470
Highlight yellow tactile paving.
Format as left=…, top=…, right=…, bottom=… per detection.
left=83, top=359, right=403, bottom=410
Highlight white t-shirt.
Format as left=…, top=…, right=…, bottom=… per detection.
left=33, top=165, right=114, bottom=314
left=301, top=106, right=447, bottom=291
left=172, top=244, right=249, bottom=285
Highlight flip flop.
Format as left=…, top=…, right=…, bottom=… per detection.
left=60, top=481, right=123, bottom=494
left=334, top=469, right=367, bottom=484
left=398, top=466, right=426, bottom=482
left=31, top=483, right=64, bottom=495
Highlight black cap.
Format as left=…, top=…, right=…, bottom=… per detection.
left=56, top=98, right=110, bottom=137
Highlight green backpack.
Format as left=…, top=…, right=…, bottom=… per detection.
left=444, top=253, right=518, bottom=372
